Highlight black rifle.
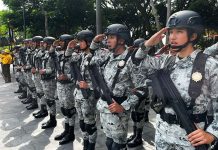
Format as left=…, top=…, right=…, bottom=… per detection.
left=151, top=69, right=207, bottom=150
left=71, top=62, right=89, bottom=99
left=88, top=64, right=113, bottom=105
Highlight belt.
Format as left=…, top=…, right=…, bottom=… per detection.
left=160, top=110, right=207, bottom=125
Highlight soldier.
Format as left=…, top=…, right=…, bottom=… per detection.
left=13, top=45, right=23, bottom=93
left=17, top=39, right=31, bottom=100
left=89, top=24, right=141, bottom=150
left=66, top=30, right=97, bottom=150
left=21, top=38, right=38, bottom=110
left=39, top=37, right=57, bottom=129
left=53, top=34, right=76, bottom=145
left=32, top=37, right=54, bottom=119
left=25, top=36, right=43, bottom=110
left=127, top=38, right=151, bottom=148
left=135, top=10, right=218, bottom=149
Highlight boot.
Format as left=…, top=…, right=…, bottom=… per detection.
left=88, top=142, right=95, bottom=150
left=127, top=126, right=137, bottom=143
left=59, top=126, right=75, bottom=145
left=83, top=139, right=89, bottom=150
left=144, top=111, right=149, bottom=122
left=14, top=86, right=23, bottom=93
left=26, top=99, right=38, bottom=110
left=18, top=91, right=27, bottom=99
left=33, top=105, right=48, bottom=118
left=21, top=96, right=32, bottom=104
left=21, top=97, right=32, bottom=104
left=41, top=114, right=57, bottom=129
left=54, top=123, right=69, bottom=140
left=127, top=128, right=143, bottom=148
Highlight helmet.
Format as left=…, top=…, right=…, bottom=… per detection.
left=59, top=34, right=73, bottom=42
left=104, top=24, right=131, bottom=44
left=166, top=10, right=204, bottom=35
left=14, top=45, right=21, bottom=50
left=77, top=30, right=94, bottom=43
left=43, top=36, right=56, bottom=45
left=133, top=38, right=145, bottom=48
left=23, top=38, right=32, bottom=42
left=4, top=49, right=10, bottom=53
left=32, top=36, right=43, bottom=42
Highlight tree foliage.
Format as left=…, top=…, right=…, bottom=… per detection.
left=0, top=0, right=217, bottom=42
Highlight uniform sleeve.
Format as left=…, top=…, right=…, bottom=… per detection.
left=90, top=41, right=111, bottom=65
left=135, top=46, right=170, bottom=70
left=205, top=58, right=218, bottom=138
left=204, top=43, right=218, bottom=57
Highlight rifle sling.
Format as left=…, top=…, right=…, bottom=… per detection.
left=111, top=50, right=133, bottom=91
left=188, top=52, right=209, bottom=111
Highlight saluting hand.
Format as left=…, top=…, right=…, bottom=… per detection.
left=108, top=100, right=124, bottom=113
left=67, top=40, right=77, bottom=49
left=144, top=28, right=168, bottom=46
left=39, top=69, right=46, bottom=75
left=93, top=34, right=106, bottom=43
left=188, top=128, right=215, bottom=146
left=52, top=40, right=60, bottom=47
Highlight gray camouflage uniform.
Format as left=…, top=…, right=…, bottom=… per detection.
left=56, top=51, right=76, bottom=127
left=70, top=50, right=98, bottom=144
left=41, top=51, right=57, bottom=116
left=33, top=48, right=46, bottom=106
left=25, top=48, right=37, bottom=99
left=90, top=42, right=140, bottom=146
left=136, top=48, right=218, bottom=149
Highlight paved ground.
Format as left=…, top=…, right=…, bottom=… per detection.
left=0, top=68, right=156, bottom=150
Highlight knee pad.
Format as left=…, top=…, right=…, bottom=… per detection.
left=37, top=93, right=44, bottom=99
left=106, top=137, right=113, bottom=150
left=46, top=99, right=55, bottom=107
left=60, top=107, right=66, bottom=116
left=131, top=111, right=144, bottom=122
left=85, top=123, right=97, bottom=135
left=111, top=142, right=126, bottom=150
left=79, top=120, right=86, bottom=132
left=65, top=107, right=76, bottom=118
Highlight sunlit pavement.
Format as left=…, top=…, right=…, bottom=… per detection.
left=0, top=68, right=155, bottom=150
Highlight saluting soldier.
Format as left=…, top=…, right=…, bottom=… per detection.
left=135, top=10, right=218, bottom=149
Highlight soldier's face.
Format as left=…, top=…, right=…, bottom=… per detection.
left=79, top=40, right=87, bottom=50
left=169, top=28, right=188, bottom=47
left=59, top=41, right=65, bottom=48
left=107, top=35, right=117, bottom=49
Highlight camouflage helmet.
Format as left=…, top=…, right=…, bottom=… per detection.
left=32, top=36, right=43, bottom=42
left=166, top=10, right=204, bottom=35
left=104, top=24, right=131, bottom=44
left=76, top=30, right=94, bottom=43
left=133, top=38, right=145, bottom=48
left=43, top=36, right=56, bottom=45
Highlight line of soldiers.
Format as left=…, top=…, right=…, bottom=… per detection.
left=11, top=10, right=218, bottom=150
left=12, top=28, right=151, bottom=149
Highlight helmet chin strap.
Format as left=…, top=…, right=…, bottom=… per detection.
left=170, top=37, right=192, bottom=52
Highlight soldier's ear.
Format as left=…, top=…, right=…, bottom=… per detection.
left=118, top=39, right=125, bottom=45
left=190, top=33, right=197, bottom=42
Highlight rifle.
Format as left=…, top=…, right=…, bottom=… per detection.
left=71, top=62, right=89, bottom=99
left=151, top=69, right=208, bottom=150
left=88, top=64, right=113, bottom=105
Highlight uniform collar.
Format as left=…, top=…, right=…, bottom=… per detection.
left=110, top=48, right=129, bottom=61
left=175, top=49, right=201, bottom=63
